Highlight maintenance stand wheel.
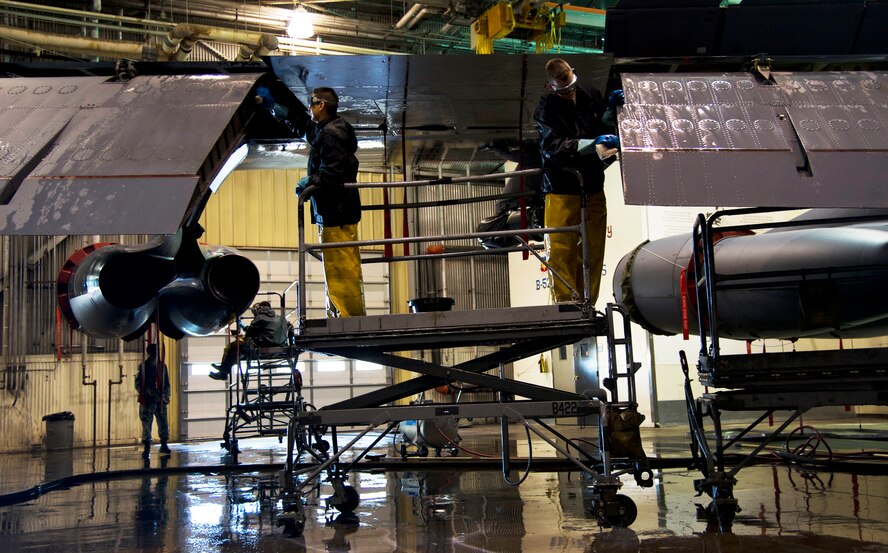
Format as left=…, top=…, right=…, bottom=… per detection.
left=278, top=500, right=307, bottom=537
left=331, top=485, right=360, bottom=513
left=606, top=495, right=638, bottom=528
left=699, top=498, right=738, bottom=532
left=281, top=518, right=305, bottom=537
left=591, top=494, right=638, bottom=528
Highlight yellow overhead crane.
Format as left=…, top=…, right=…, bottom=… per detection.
left=471, top=1, right=567, bottom=54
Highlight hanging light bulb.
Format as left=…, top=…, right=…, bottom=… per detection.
left=287, top=5, right=315, bottom=39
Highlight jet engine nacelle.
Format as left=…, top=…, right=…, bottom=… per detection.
left=57, top=231, right=260, bottom=340
left=613, top=211, right=888, bottom=341
left=157, top=246, right=260, bottom=339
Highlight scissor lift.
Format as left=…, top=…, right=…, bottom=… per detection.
left=273, top=169, right=655, bottom=536
left=276, top=303, right=654, bottom=536
left=682, top=208, right=888, bottom=531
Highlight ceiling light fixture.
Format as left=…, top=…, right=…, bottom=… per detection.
left=287, top=4, right=315, bottom=39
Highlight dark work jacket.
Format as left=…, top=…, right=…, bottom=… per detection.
left=135, top=355, right=170, bottom=405
left=533, top=86, right=614, bottom=196
left=303, top=115, right=361, bottom=227
left=245, top=304, right=288, bottom=347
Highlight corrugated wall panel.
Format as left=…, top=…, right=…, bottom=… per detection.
left=200, top=169, right=389, bottom=250
left=0, top=355, right=147, bottom=454
left=414, top=179, right=510, bottom=311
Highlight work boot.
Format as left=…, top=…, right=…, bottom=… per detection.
left=209, top=363, right=230, bottom=381
left=159, top=442, right=171, bottom=455
left=141, top=441, right=151, bottom=459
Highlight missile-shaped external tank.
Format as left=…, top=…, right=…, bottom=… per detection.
left=613, top=210, right=888, bottom=341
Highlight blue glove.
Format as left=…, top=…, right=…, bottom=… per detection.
left=256, top=86, right=274, bottom=106
left=607, top=89, right=625, bottom=109
left=295, top=175, right=310, bottom=195
left=255, top=85, right=289, bottom=119
left=593, top=134, right=620, bottom=149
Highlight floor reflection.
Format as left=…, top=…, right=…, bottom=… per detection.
left=135, top=455, right=170, bottom=552
left=0, top=425, right=886, bottom=553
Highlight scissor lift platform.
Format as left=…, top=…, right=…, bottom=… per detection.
left=293, top=303, right=610, bottom=411
left=275, top=304, right=652, bottom=537
left=297, top=303, right=608, bottom=350
left=275, top=169, right=650, bottom=537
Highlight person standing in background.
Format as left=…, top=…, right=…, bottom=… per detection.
left=135, top=343, right=171, bottom=458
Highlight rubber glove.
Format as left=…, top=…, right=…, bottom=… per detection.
left=593, top=134, right=620, bottom=149
left=295, top=175, right=310, bottom=195
left=593, top=134, right=620, bottom=160
left=607, top=89, right=625, bottom=109
left=255, top=85, right=275, bottom=107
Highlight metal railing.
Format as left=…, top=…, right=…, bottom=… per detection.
left=294, top=167, right=592, bottom=330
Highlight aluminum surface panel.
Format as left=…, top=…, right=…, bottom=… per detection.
left=0, top=73, right=261, bottom=234
left=620, top=72, right=888, bottom=208
left=789, top=106, right=888, bottom=151
left=268, top=54, right=612, bottom=157
left=717, top=105, right=764, bottom=150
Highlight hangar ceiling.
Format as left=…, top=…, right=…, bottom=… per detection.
left=0, top=1, right=610, bottom=59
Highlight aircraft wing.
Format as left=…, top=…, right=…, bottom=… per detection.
left=0, top=72, right=262, bottom=235
left=618, top=71, right=888, bottom=208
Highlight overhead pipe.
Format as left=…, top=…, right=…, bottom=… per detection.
left=160, top=23, right=278, bottom=61
left=277, top=37, right=399, bottom=56
left=0, top=18, right=278, bottom=62
left=406, top=7, right=433, bottom=30
left=112, top=0, right=455, bottom=45
left=440, top=18, right=456, bottom=34
left=396, top=4, right=423, bottom=29
left=0, top=24, right=150, bottom=58
left=159, top=23, right=193, bottom=59
left=0, top=0, right=174, bottom=31
left=2, top=0, right=407, bottom=44
left=1, top=0, right=468, bottom=56
left=234, top=33, right=279, bottom=62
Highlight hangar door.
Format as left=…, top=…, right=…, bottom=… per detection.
left=179, top=249, right=391, bottom=441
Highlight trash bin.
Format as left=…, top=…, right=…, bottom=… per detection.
left=42, top=411, right=75, bottom=451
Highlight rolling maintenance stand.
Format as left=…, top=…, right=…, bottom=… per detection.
left=221, top=295, right=328, bottom=463
left=274, top=169, right=655, bottom=537
left=682, top=208, right=888, bottom=531
left=276, top=303, right=653, bottom=536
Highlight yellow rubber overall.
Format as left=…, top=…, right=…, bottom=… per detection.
left=544, top=191, right=607, bottom=304
left=319, top=224, right=366, bottom=318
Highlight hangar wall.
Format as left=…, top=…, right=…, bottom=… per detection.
left=199, top=168, right=394, bottom=252
left=0, top=231, right=180, bottom=453
left=0, top=344, right=178, bottom=453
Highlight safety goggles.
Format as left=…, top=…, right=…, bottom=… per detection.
left=550, top=70, right=578, bottom=96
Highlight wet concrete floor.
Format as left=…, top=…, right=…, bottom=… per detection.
left=0, top=420, right=886, bottom=552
